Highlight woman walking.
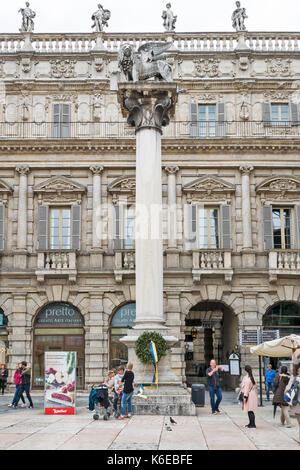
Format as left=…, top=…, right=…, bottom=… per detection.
left=118, top=362, right=134, bottom=420
left=240, top=365, right=258, bottom=428
left=8, top=364, right=26, bottom=408
left=0, top=364, right=8, bottom=395
left=273, top=366, right=292, bottom=428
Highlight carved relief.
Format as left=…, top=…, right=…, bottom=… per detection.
left=34, top=176, right=86, bottom=205
left=94, top=58, right=104, bottom=73
left=266, top=58, right=293, bottom=77
left=0, top=179, right=13, bottom=205
left=108, top=176, right=136, bottom=204
left=50, top=59, right=77, bottom=79
left=193, top=58, right=220, bottom=78
left=257, top=176, right=300, bottom=202
left=21, top=58, right=31, bottom=74
left=183, top=176, right=235, bottom=203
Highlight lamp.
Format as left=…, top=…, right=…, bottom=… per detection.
left=191, top=327, right=197, bottom=340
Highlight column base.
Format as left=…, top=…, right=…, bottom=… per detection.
left=89, top=249, right=104, bottom=268
left=241, top=249, right=256, bottom=268
left=14, top=250, right=28, bottom=269
left=165, top=247, right=180, bottom=268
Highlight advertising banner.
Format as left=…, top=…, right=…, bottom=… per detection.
left=44, top=351, right=76, bottom=415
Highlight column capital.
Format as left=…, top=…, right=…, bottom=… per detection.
left=90, top=165, right=104, bottom=175
left=165, top=166, right=179, bottom=175
left=239, top=164, right=254, bottom=175
left=16, top=166, right=30, bottom=175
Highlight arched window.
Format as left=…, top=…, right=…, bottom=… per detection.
left=33, top=303, right=85, bottom=389
left=110, top=303, right=136, bottom=369
left=263, top=302, right=300, bottom=336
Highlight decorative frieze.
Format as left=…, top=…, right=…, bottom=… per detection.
left=193, top=58, right=220, bottom=78
left=183, top=176, right=235, bottom=203
left=50, top=59, right=77, bottom=79
left=257, top=176, right=300, bottom=202
left=33, top=175, right=86, bottom=205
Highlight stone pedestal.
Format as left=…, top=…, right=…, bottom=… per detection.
left=116, top=83, right=195, bottom=414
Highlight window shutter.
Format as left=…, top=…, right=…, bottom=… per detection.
left=52, top=104, right=60, bottom=138
left=0, top=205, right=5, bottom=251
left=217, top=102, right=226, bottom=137
left=190, top=103, right=198, bottom=138
left=262, top=205, right=274, bottom=250
left=37, top=205, right=49, bottom=251
left=220, top=205, right=232, bottom=250
left=184, top=204, right=197, bottom=250
left=61, top=104, right=71, bottom=138
left=113, top=204, right=124, bottom=250
left=262, top=103, right=271, bottom=126
left=291, top=103, right=299, bottom=126
left=294, top=205, right=300, bottom=249
left=71, top=205, right=81, bottom=251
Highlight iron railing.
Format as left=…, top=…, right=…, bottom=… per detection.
left=1, top=121, right=300, bottom=140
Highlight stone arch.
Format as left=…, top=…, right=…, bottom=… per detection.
left=180, top=288, right=242, bottom=318
left=257, top=286, right=300, bottom=321
left=0, top=295, right=12, bottom=317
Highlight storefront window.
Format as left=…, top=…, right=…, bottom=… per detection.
left=110, top=303, right=136, bottom=369
left=33, top=303, right=85, bottom=389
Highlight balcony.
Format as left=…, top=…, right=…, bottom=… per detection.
left=1, top=121, right=300, bottom=141
left=269, top=250, right=300, bottom=282
left=114, top=250, right=135, bottom=283
left=192, top=250, right=233, bottom=283
left=35, top=250, right=77, bottom=282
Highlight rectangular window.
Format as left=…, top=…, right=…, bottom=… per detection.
left=52, top=103, right=71, bottom=138
left=198, top=104, right=216, bottom=138
left=198, top=207, right=219, bottom=249
left=49, top=207, right=71, bottom=250
left=271, top=103, right=289, bottom=126
left=272, top=208, right=294, bottom=249
left=123, top=206, right=135, bottom=250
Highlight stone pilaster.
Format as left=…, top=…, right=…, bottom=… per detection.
left=239, top=165, right=255, bottom=268
left=89, top=166, right=104, bottom=268
left=165, top=166, right=180, bottom=268
left=15, top=166, right=30, bottom=269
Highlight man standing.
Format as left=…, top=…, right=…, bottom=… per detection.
left=113, top=365, right=124, bottom=418
left=14, top=361, right=33, bottom=409
left=265, top=363, right=277, bottom=401
left=206, top=359, right=224, bottom=415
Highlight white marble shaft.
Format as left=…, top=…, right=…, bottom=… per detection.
left=16, top=166, right=30, bottom=250
left=240, top=165, right=254, bottom=249
left=90, top=166, right=103, bottom=249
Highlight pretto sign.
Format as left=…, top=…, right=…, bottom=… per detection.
left=36, top=303, right=84, bottom=327
left=44, top=351, right=77, bottom=415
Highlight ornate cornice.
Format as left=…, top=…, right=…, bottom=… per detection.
left=256, top=175, right=300, bottom=202
left=239, top=164, right=254, bottom=175
left=90, top=165, right=104, bottom=175
left=183, top=175, right=235, bottom=202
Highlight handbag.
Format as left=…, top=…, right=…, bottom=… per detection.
left=238, top=391, right=244, bottom=402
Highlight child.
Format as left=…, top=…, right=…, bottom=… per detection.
left=118, top=362, right=134, bottom=419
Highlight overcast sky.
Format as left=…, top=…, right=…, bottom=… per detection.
left=1, top=0, right=300, bottom=33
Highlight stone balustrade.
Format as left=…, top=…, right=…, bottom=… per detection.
left=1, top=32, right=300, bottom=54
left=269, top=250, right=300, bottom=282
left=35, top=250, right=77, bottom=282
left=114, top=250, right=135, bottom=283
left=192, top=250, right=233, bottom=283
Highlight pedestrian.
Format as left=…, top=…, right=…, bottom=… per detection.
left=0, top=364, right=8, bottom=395
left=272, top=366, right=292, bottom=428
left=104, top=369, right=116, bottom=398
left=286, top=366, right=300, bottom=444
left=206, top=359, right=224, bottom=415
left=8, top=363, right=26, bottom=408
left=265, top=363, right=276, bottom=401
left=240, top=365, right=258, bottom=428
left=14, top=361, right=33, bottom=409
left=113, top=365, right=125, bottom=418
left=118, top=362, right=134, bottom=420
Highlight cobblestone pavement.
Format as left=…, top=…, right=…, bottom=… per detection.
left=0, top=393, right=299, bottom=450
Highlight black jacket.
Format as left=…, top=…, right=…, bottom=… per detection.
left=206, top=367, right=221, bottom=388
left=21, top=367, right=31, bottom=386
left=273, top=373, right=290, bottom=406
left=0, top=368, right=8, bottom=381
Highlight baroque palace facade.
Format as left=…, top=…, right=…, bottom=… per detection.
left=0, top=30, right=300, bottom=390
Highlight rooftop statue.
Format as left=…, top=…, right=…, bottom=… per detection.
left=162, top=3, right=177, bottom=32
left=91, top=3, right=111, bottom=32
left=118, top=42, right=173, bottom=82
left=19, top=2, right=36, bottom=32
left=232, top=1, right=247, bottom=32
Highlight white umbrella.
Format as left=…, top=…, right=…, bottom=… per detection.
left=250, top=334, right=300, bottom=374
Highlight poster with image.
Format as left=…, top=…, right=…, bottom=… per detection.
left=44, top=351, right=76, bottom=415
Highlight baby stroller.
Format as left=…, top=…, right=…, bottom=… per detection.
left=91, top=385, right=113, bottom=421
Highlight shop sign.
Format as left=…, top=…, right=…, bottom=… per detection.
left=44, top=351, right=77, bottom=415
left=36, top=303, right=84, bottom=327
left=111, top=303, right=136, bottom=328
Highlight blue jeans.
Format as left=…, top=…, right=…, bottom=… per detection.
left=15, top=383, right=33, bottom=407
left=208, top=386, right=222, bottom=413
left=266, top=382, right=274, bottom=400
left=12, top=385, right=25, bottom=406
left=121, top=392, right=133, bottom=416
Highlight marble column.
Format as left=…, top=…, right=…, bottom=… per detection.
left=15, top=166, right=30, bottom=269
left=239, top=165, right=255, bottom=267
left=165, top=166, right=180, bottom=268
left=117, top=83, right=184, bottom=387
left=89, top=166, right=104, bottom=268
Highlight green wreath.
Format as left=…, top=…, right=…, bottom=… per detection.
left=135, top=331, right=168, bottom=365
